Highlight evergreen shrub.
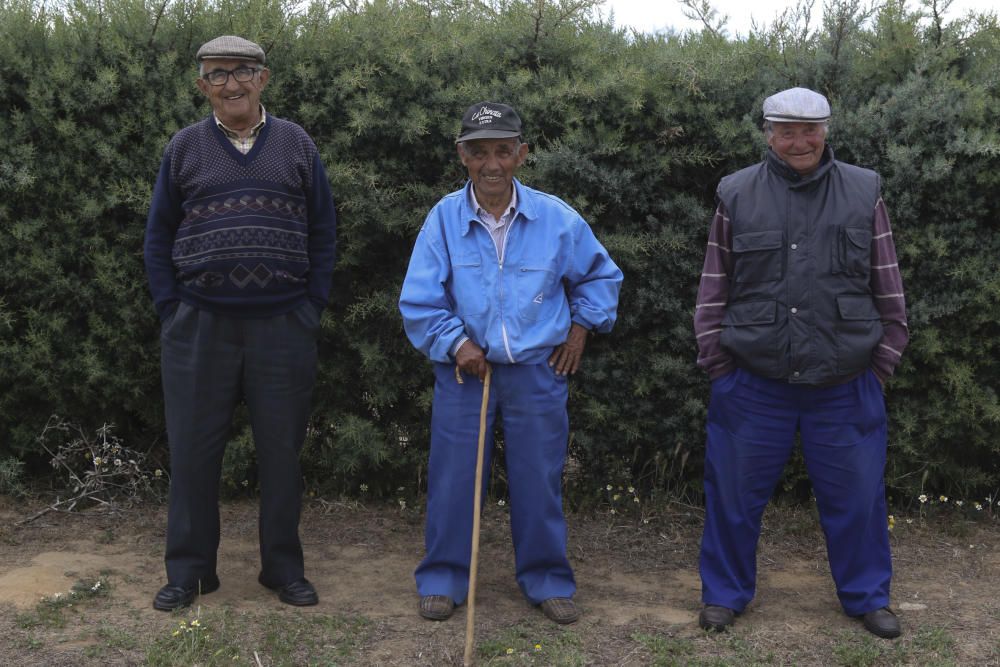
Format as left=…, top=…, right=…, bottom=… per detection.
left=1, top=0, right=997, bottom=505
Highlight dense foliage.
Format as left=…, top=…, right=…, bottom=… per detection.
left=1, top=0, right=998, bottom=506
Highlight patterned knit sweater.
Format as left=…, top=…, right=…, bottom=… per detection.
left=144, top=114, right=337, bottom=320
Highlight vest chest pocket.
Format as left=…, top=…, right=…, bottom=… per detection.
left=732, top=230, right=784, bottom=283
left=833, top=226, right=872, bottom=277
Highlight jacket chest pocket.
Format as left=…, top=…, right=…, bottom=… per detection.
left=832, top=226, right=871, bottom=278
left=516, top=261, right=559, bottom=322
left=450, top=253, right=488, bottom=316
left=732, top=230, right=784, bottom=283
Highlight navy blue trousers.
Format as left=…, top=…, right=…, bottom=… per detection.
left=700, top=367, right=891, bottom=616
left=160, top=302, right=319, bottom=588
left=415, top=362, right=576, bottom=605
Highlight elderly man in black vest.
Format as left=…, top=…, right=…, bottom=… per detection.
left=693, top=87, right=909, bottom=638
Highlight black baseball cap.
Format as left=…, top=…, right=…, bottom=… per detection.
left=456, top=102, right=522, bottom=143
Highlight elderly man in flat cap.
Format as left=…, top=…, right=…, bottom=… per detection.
left=144, top=35, right=336, bottom=610
left=693, top=87, right=908, bottom=638
left=399, top=101, right=622, bottom=624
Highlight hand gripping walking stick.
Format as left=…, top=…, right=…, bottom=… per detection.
left=463, top=364, right=491, bottom=667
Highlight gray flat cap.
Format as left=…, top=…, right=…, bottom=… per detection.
left=196, top=35, right=265, bottom=64
left=762, top=87, right=830, bottom=122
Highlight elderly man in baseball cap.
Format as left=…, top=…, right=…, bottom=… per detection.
left=144, top=35, right=337, bottom=611
left=692, top=87, right=908, bottom=638
left=399, top=101, right=623, bottom=624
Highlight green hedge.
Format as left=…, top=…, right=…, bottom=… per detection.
left=1, top=0, right=998, bottom=505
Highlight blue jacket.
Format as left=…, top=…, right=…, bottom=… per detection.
left=399, top=179, right=622, bottom=365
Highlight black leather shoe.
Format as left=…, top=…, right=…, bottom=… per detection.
left=152, top=574, right=220, bottom=611
left=862, top=607, right=901, bottom=639
left=698, top=605, right=735, bottom=632
left=259, top=575, right=319, bottom=606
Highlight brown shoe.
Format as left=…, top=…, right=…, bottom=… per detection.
left=419, top=595, right=455, bottom=620
left=539, top=597, right=580, bottom=624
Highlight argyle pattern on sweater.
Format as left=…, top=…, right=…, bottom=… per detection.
left=160, top=116, right=322, bottom=315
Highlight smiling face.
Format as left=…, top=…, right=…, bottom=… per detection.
left=457, top=137, right=528, bottom=212
left=196, top=58, right=269, bottom=132
left=767, top=121, right=827, bottom=175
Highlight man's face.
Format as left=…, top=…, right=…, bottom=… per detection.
left=458, top=138, right=528, bottom=204
left=767, top=122, right=826, bottom=175
left=196, top=58, right=269, bottom=129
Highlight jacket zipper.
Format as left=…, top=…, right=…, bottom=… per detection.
left=474, top=216, right=517, bottom=364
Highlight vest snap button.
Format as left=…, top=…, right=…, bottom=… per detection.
left=791, top=243, right=798, bottom=250
left=791, top=307, right=798, bottom=314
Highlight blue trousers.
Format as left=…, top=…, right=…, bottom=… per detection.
left=160, top=302, right=319, bottom=588
left=415, top=362, right=575, bottom=605
left=700, top=367, right=891, bottom=616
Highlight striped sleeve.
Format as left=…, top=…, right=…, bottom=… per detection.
left=694, top=203, right=736, bottom=379
left=869, top=197, right=909, bottom=381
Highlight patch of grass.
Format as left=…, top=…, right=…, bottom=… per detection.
left=145, top=607, right=373, bottom=666
left=707, top=634, right=777, bottom=666
left=15, top=576, right=109, bottom=629
left=632, top=632, right=696, bottom=666
left=477, top=623, right=585, bottom=666
left=832, top=635, right=885, bottom=667
left=95, top=620, right=139, bottom=649
left=831, top=626, right=957, bottom=667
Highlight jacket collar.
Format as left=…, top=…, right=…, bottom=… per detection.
left=459, top=178, right=538, bottom=236
left=765, top=145, right=835, bottom=188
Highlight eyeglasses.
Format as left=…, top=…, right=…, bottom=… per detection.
left=202, top=66, right=261, bottom=86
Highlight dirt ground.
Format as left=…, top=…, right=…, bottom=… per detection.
left=0, top=496, right=998, bottom=666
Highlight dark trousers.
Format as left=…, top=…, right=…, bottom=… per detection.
left=699, top=367, right=891, bottom=616
left=415, top=362, right=576, bottom=605
left=160, top=302, right=319, bottom=588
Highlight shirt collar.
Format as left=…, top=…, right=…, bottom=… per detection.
left=468, top=181, right=518, bottom=222
left=215, top=104, right=267, bottom=139
left=460, top=179, right=535, bottom=236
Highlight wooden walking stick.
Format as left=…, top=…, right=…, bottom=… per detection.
left=463, top=364, right=492, bottom=667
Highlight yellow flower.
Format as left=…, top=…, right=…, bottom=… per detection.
left=606, top=484, right=613, bottom=491
left=939, top=495, right=948, bottom=502
left=155, top=469, right=163, bottom=477
left=190, top=619, right=200, bottom=627
left=612, top=494, right=621, bottom=501
left=534, top=644, right=542, bottom=651
left=506, top=648, right=514, bottom=655
left=918, top=494, right=927, bottom=503
left=887, top=515, right=895, bottom=530
left=172, top=630, right=180, bottom=637
left=627, top=486, right=635, bottom=494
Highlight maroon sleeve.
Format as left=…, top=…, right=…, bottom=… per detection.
left=869, top=198, right=909, bottom=381
left=694, top=203, right=736, bottom=379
